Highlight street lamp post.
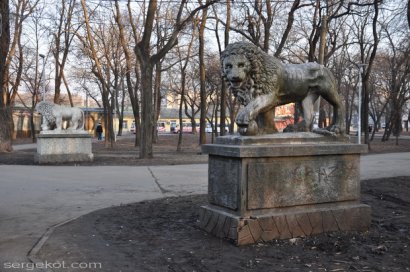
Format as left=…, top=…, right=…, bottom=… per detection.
left=85, top=92, right=88, bottom=131
left=39, top=54, right=46, bottom=130
left=39, top=54, right=46, bottom=102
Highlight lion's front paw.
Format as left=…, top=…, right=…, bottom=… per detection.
left=312, top=127, right=336, bottom=136
left=41, top=124, right=50, bottom=131
left=235, top=110, right=251, bottom=126
left=238, top=121, right=258, bottom=136
left=326, top=125, right=343, bottom=135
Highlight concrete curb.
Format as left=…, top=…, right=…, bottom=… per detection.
left=27, top=216, right=84, bottom=272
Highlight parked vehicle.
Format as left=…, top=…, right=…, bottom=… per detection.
left=173, top=123, right=196, bottom=133
left=205, top=123, right=229, bottom=133
left=170, top=122, right=177, bottom=133
left=157, top=122, right=166, bottom=133
left=131, top=121, right=167, bottom=134
left=130, top=121, right=136, bottom=134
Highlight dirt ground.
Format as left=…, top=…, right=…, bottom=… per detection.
left=38, top=176, right=410, bottom=272
left=3, top=132, right=410, bottom=271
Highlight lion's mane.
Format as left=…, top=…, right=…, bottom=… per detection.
left=36, top=101, right=56, bottom=127
left=221, top=42, right=283, bottom=105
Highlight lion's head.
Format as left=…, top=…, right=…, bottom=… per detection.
left=35, top=101, right=56, bottom=128
left=221, top=54, right=251, bottom=88
left=221, top=42, right=283, bottom=105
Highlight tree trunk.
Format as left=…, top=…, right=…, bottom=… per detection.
left=0, top=0, right=12, bottom=152
left=153, top=62, right=162, bottom=144
left=62, top=70, right=74, bottom=106
left=117, top=76, right=126, bottom=137
left=198, top=6, right=208, bottom=145
left=139, top=61, right=154, bottom=158
left=0, top=108, right=12, bottom=152
left=219, top=0, right=230, bottom=136
left=101, top=88, right=115, bottom=148
left=134, top=0, right=156, bottom=159
left=132, top=80, right=141, bottom=147
left=363, top=1, right=380, bottom=148
left=134, top=0, right=216, bottom=157
left=177, top=72, right=186, bottom=152
left=30, top=111, right=36, bottom=143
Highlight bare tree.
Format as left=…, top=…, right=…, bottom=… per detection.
left=176, top=30, right=196, bottom=151
left=204, top=53, right=223, bottom=141
left=0, top=0, right=39, bottom=152
left=117, top=0, right=143, bottom=146
left=134, top=0, right=218, bottom=159
left=345, top=1, right=380, bottom=146
left=210, top=2, right=230, bottom=134
left=381, top=35, right=410, bottom=143
left=80, top=0, right=117, bottom=147
left=18, top=5, right=47, bottom=142
left=50, top=0, right=80, bottom=105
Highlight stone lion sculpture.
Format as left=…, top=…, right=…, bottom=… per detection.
left=221, top=42, right=345, bottom=136
left=35, top=101, right=84, bottom=131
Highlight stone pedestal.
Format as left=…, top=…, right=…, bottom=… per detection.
left=198, top=132, right=370, bottom=245
left=35, top=131, right=93, bottom=164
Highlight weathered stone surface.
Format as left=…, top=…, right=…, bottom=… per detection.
left=208, top=156, right=241, bottom=210
left=205, top=210, right=219, bottom=233
left=222, top=216, right=233, bottom=238
left=308, top=211, right=324, bottom=235
left=199, top=133, right=370, bottom=245
left=215, top=214, right=227, bottom=236
left=35, top=133, right=93, bottom=164
left=247, top=156, right=359, bottom=209
left=285, top=214, right=306, bottom=237
left=202, top=142, right=367, bottom=158
left=275, top=215, right=293, bottom=239
left=204, top=134, right=366, bottom=216
left=248, top=219, right=263, bottom=242
left=198, top=203, right=371, bottom=246
left=237, top=223, right=254, bottom=245
left=322, top=210, right=340, bottom=232
left=295, top=213, right=313, bottom=236
left=215, top=132, right=349, bottom=145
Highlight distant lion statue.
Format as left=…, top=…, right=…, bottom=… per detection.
left=35, top=101, right=84, bottom=131
left=221, top=42, right=345, bottom=136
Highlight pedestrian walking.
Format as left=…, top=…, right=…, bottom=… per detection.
left=96, top=123, right=103, bottom=140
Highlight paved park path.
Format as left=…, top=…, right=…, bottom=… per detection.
left=1, top=152, right=409, bottom=271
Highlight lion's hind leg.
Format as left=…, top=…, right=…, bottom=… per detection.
left=319, top=86, right=346, bottom=134
left=256, top=109, right=277, bottom=134
left=285, top=93, right=318, bottom=132
left=302, top=92, right=319, bottom=130
left=72, top=118, right=82, bottom=130
left=55, top=117, right=63, bottom=131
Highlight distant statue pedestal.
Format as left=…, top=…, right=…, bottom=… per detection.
left=35, top=130, right=93, bottom=164
left=198, top=133, right=370, bottom=246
